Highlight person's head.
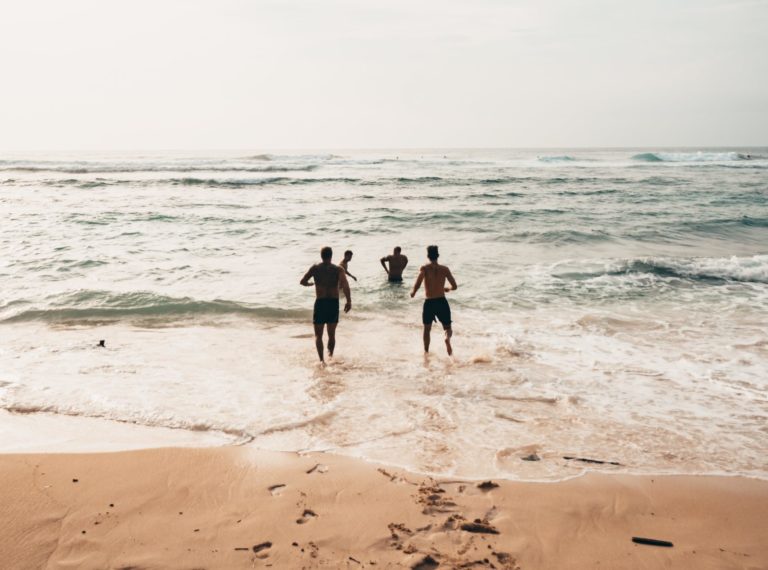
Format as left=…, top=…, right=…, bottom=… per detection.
left=320, top=246, right=333, bottom=261
left=344, top=250, right=353, bottom=261
left=427, top=245, right=439, bottom=261
left=394, top=246, right=401, bottom=255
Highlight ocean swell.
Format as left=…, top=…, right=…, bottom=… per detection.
left=554, top=255, right=768, bottom=284
left=0, top=290, right=308, bottom=324
left=632, top=151, right=750, bottom=163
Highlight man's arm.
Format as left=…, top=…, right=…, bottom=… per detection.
left=410, top=266, right=425, bottom=298
left=402, top=256, right=408, bottom=270
left=380, top=256, right=390, bottom=275
left=300, top=266, right=315, bottom=287
left=445, top=268, right=458, bottom=292
left=343, top=267, right=357, bottom=281
left=338, top=269, right=352, bottom=312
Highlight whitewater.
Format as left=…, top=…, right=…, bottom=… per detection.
left=1, top=148, right=766, bottom=480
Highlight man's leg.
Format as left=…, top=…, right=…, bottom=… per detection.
left=314, top=323, right=325, bottom=362
left=423, top=323, right=432, bottom=353
left=327, top=322, right=337, bottom=357
left=444, top=326, right=453, bottom=356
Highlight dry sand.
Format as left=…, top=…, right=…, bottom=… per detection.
left=1, top=447, right=766, bottom=569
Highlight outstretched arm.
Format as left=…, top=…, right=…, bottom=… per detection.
left=339, top=269, right=352, bottom=312
left=300, top=266, right=314, bottom=287
left=445, top=268, right=458, bottom=292
left=410, top=267, right=425, bottom=298
left=343, top=267, right=357, bottom=281
left=380, top=256, right=390, bottom=275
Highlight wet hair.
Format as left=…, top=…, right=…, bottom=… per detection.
left=427, top=245, right=439, bottom=261
left=320, top=246, right=333, bottom=260
left=344, top=250, right=353, bottom=257
left=394, top=246, right=401, bottom=254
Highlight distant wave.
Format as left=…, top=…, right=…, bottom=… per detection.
left=23, top=175, right=544, bottom=189
left=538, top=155, right=576, bottom=163
left=555, top=255, right=768, bottom=284
left=632, top=151, right=750, bottom=163
left=167, top=176, right=363, bottom=188
left=240, top=153, right=341, bottom=162
left=0, top=163, right=321, bottom=174
left=1, top=290, right=308, bottom=324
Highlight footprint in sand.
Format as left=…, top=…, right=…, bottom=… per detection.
left=268, top=483, right=286, bottom=496
left=296, top=508, right=318, bottom=524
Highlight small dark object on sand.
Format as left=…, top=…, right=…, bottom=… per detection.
left=632, top=537, right=673, bottom=547
left=98, top=340, right=105, bottom=347
left=234, top=547, right=249, bottom=551
left=563, top=456, right=621, bottom=466
left=253, top=541, right=272, bottom=553
left=522, top=454, right=540, bottom=461
left=72, top=478, right=79, bottom=483
left=461, top=521, right=500, bottom=534
left=477, top=481, right=499, bottom=490
left=412, top=554, right=439, bottom=570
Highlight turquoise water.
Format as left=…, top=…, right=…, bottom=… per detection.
left=1, top=149, right=766, bottom=479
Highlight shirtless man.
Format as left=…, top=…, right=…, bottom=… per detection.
left=300, top=246, right=352, bottom=363
left=380, top=246, right=408, bottom=282
left=339, top=250, right=357, bottom=281
left=410, top=245, right=458, bottom=355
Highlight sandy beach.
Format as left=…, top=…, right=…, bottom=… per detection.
left=1, top=446, right=766, bottom=569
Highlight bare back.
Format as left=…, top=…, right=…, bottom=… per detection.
left=386, top=254, right=408, bottom=278
left=310, top=262, right=342, bottom=298
left=421, top=262, right=455, bottom=299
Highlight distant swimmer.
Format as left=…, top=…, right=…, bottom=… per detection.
left=410, top=245, right=458, bottom=355
left=300, top=246, right=352, bottom=363
left=380, top=246, right=408, bottom=282
left=339, top=250, right=357, bottom=281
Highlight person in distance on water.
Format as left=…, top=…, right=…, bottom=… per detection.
left=300, top=247, right=352, bottom=363
left=380, top=246, right=408, bottom=282
left=410, top=245, right=457, bottom=355
left=339, top=250, right=357, bottom=281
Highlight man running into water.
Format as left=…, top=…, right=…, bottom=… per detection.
left=410, top=245, right=457, bottom=355
left=380, top=246, right=408, bottom=282
left=300, top=246, right=352, bottom=363
left=339, top=250, right=357, bottom=281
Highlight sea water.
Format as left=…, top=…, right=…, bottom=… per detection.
left=0, top=148, right=766, bottom=480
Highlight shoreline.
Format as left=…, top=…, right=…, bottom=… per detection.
left=1, top=446, right=766, bottom=569
left=3, top=408, right=768, bottom=484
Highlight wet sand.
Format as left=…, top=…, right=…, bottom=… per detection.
left=1, top=447, right=766, bottom=570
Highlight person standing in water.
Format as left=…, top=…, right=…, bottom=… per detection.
left=300, top=246, right=352, bottom=363
left=339, top=250, right=357, bottom=281
left=380, top=246, right=409, bottom=282
left=410, top=245, right=457, bottom=355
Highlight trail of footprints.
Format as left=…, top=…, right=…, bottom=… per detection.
left=247, top=468, right=520, bottom=568
left=386, top=474, right=520, bottom=569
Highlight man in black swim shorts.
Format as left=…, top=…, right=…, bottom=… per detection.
left=410, top=245, right=458, bottom=355
left=300, top=246, right=352, bottom=363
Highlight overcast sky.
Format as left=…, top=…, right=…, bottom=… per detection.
left=1, top=0, right=766, bottom=149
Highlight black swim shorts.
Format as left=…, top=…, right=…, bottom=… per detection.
left=313, top=298, right=340, bottom=325
left=422, top=297, right=452, bottom=328
left=388, top=276, right=403, bottom=283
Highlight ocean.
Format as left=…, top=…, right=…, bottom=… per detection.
left=1, top=148, right=766, bottom=480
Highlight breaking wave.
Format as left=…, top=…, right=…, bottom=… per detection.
left=554, top=255, right=768, bottom=284
left=632, top=151, right=751, bottom=163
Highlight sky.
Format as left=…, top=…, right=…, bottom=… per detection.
left=1, top=0, right=766, bottom=149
